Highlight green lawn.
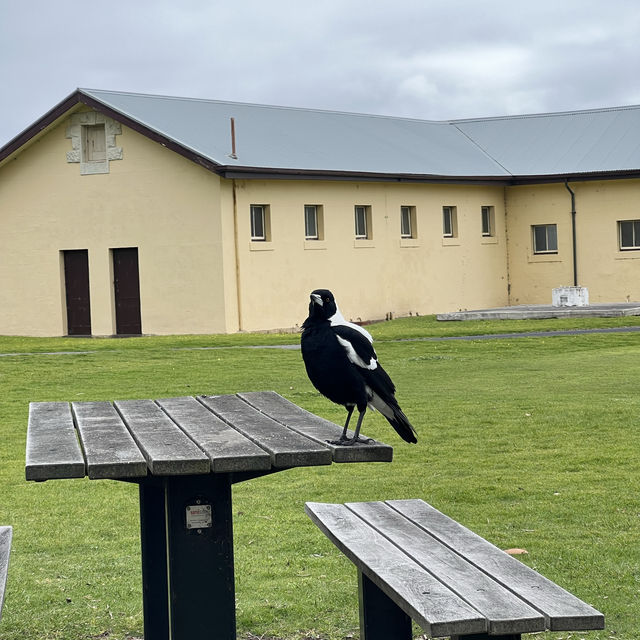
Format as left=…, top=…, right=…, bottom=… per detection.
left=0, top=316, right=638, bottom=639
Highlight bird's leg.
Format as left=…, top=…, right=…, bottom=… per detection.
left=328, top=406, right=355, bottom=445
left=345, top=408, right=367, bottom=445
left=338, top=408, right=373, bottom=446
left=341, top=405, right=355, bottom=439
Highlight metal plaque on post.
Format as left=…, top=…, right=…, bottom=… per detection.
left=186, top=503, right=212, bottom=531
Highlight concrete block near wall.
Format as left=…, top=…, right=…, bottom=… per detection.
left=552, top=286, right=589, bottom=307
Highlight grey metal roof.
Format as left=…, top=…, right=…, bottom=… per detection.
left=452, top=105, right=640, bottom=177
left=79, top=88, right=508, bottom=178
left=3, top=88, right=640, bottom=180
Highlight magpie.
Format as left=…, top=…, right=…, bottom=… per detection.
left=301, top=289, right=417, bottom=445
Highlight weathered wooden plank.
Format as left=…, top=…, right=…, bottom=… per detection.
left=305, top=501, right=486, bottom=638
left=200, top=395, right=332, bottom=468
left=0, top=526, right=12, bottom=621
left=156, top=397, right=272, bottom=473
left=114, top=400, right=210, bottom=476
left=72, top=402, right=148, bottom=479
left=387, top=499, right=605, bottom=632
left=346, top=501, right=544, bottom=636
left=239, top=391, right=393, bottom=463
left=26, top=402, right=85, bottom=481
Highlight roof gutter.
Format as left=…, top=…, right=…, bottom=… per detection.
left=565, top=181, right=578, bottom=287
left=218, top=165, right=512, bottom=185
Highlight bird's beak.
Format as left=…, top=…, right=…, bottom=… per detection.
left=310, top=293, right=323, bottom=306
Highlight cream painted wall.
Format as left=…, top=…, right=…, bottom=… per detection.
left=5, top=106, right=636, bottom=337
left=506, top=180, right=640, bottom=304
left=505, top=183, right=574, bottom=305
left=229, top=179, right=509, bottom=331
left=0, top=113, right=230, bottom=336
left=567, top=180, right=640, bottom=302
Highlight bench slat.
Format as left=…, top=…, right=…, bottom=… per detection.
left=114, top=400, right=210, bottom=476
left=157, top=397, right=272, bottom=473
left=72, top=402, right=148, bottom=479
left=0, top=526, right=12, bottom=621
left=387, top=499, right=605, bottom=632
left=305, top=501, right=487, bottom=638
left=26, top=402, right=85, bottom=480
left=200, top=395, right=333, bottom=468
left=346, top=501, right=545, bottom=636
left=238, top=391, right=393, bottom=463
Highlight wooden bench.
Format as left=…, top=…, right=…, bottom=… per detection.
left=25, top=392, right=392, bottom=640
left=305, top=499, right=605, bottom=640
left=0, top=526, right=12, bottom=622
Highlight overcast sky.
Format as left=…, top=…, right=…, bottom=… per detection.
left=2, top=0, right=640, bottom=148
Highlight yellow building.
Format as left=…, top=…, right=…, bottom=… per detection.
left=1, top=89, right=639, bottom=336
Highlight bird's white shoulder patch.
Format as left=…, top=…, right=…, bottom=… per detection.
left=328, top=307, right=373, bottom=343
left=335, top=335, right=377, bottom=370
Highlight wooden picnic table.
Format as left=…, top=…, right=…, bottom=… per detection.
left=25, top=391, right=392, bottom=640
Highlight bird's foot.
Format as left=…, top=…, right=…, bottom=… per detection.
left=327, top=435, right=373, bottom=446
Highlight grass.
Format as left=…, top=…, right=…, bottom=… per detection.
left=0, top=315, right=639, bottom=639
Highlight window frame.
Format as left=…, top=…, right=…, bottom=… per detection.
left=400, top=205, right=416, bottom=239
left=481, top=205, right=495, bottom=237
left=250, top=204, right=269, bottom=241
left=442, top=205, right=457, bottom=238
left=304, top=204, right=324, bottom=241
left=618, top=219, right=640, bottom=251
left=354, top=205, right=371, bottom=240
left=532, top=223, right=558, bottom=254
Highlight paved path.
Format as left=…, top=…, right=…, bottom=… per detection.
left=405, top=325, right=640, bottom=342
left=2, top=325, right=640, bottom=357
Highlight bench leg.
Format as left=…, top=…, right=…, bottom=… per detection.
left=358, top=571, right=412, bottom=640
left=139, top=481, right=170, bottom=640
left=165, top=474, right=236, bottom=640
left=139, top=475, right=236, bottom=640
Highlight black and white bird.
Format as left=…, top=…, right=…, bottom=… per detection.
left=301, top=289, right=417, bottom=445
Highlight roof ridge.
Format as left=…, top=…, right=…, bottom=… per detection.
left=81, top=88, right=640, bottom=127
left=79, top=88, right=444, bottom=125
left=449, top=103, right=640, bottom=124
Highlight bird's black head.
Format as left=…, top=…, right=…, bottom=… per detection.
left=308, top=288, right=337, bottom=320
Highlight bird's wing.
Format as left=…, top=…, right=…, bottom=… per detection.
left=332, top=324, right=378, bottom=370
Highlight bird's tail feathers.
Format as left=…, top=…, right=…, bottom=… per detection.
left=387, top=408, right=418, bottom=444
left=368, top=392, right=417, bottom=444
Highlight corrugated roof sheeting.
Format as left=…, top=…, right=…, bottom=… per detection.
left=453, top=107, right=640, bottom=176
left=80, top=89, right=509, bottom=177
left=4, top=88, right=640, bottom=179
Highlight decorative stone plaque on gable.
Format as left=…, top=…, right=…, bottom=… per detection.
left=66, top=111, right=123, bottom=175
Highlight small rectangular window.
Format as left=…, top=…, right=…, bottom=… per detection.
left=401, top=206, right=416, bottom=238
left=82, top=124, right=106, bottom=162
left=619, top=220, right=640, bottom=250
left=532, top=224, right=558, bottom=254
left=305, top=205, right=318, bottom=239
left=304, top=205, right=325, bottom=240
left=250, top=205, right=270, bottom=241
left=443, top=206, right=457, bottom=237
left=481, top=206, right=495, bottom=237
left=355, top=205, right=371, bottom=239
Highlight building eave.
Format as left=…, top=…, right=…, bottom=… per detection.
left=510, top=169, right=640, bottom=185
left=218, top=165, right=513, bottom=185
left=0, top=89, right=84, bottom=166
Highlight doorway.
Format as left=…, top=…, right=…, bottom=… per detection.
left=112, top=247, right=142, bottom=335
left=63, top=249, right=92, bottom=336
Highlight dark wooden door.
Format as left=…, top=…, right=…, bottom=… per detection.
left=113, top=247, right=142, bottom=335
left=63, top=249, right=92, bottom=336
